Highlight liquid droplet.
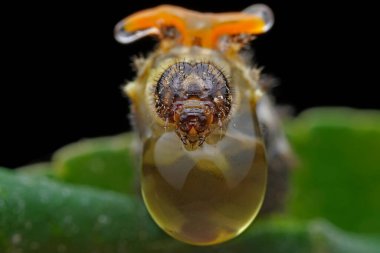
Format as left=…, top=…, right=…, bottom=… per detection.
left=114, top=20, right=160, bottom=44
left=243, top=4, right=274, bottom=32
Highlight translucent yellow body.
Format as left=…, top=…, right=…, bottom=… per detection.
left=125, top=46, right=267, bottom=245
left=142, top=136, right=266, bottom=245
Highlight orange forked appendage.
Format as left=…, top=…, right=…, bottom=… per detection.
left=115, top=5, right=273, bottom=49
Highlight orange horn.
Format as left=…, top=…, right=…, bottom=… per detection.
left=115, top=4, right=273, bottom=49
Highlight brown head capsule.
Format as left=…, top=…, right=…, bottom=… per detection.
left=155, top=62, right=231, bottom=150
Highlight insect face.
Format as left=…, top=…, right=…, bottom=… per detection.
left=155, top=62, right=231, bottom=150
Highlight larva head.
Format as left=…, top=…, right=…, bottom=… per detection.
left=155, top=62, right=231, bottom=150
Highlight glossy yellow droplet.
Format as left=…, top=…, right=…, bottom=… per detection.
left=142, top=133, right=267, bottom=245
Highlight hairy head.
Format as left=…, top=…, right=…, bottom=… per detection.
left=154, top=61, right=232, bottom=150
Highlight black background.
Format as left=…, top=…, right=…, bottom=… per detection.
left=0, top=1, right=377, bottom=167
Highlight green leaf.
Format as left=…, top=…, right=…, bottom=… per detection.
left=1, top=168, right=379, bottom=253
left=286, top=108, right=380, bottom=234
left=17, top=163, right=55, bottom=179
left=0, top=168, right=163, bottom=253
left=52, top=133, right=137, bottom=195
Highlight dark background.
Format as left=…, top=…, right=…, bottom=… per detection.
left=0, top=1, right=377, bottom=167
